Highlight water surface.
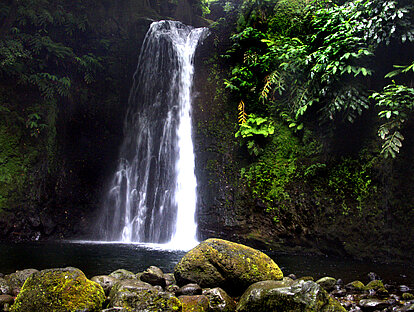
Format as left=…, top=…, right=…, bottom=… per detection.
left=0, top=241, right=412, bottom=287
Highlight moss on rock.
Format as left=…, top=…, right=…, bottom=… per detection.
left=345, top=281, right=365, bottom=292
left=174, top=238, right=283, bottom=295
left=179, top=295, right=209, bottom=312
left=109, top=279, right=182, bottom=311
left=236, top=279, right=346, bottom=312
left=10, top=267, right=105, bottom=312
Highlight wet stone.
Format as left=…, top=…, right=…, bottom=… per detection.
left=0, top=278, right=11, bottom=296
left=367, top=272, right=381, bottom=281
left=91, top=275, right=118, bottom=295
left=140, top=266, right=166, bottom=287
left=316, top=276, right=337, bottom=292
left=109, top=269, right=136, bottom=280
left=0, top=294, right=14, bottom=305
left=358, top=299, right=390, bottom=311
left=176, top=283, right=202, bottom=296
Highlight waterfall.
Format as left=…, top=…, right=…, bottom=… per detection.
left=98, top=20, right=207, bottom=249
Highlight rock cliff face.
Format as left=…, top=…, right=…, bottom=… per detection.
left=0, top=0, right=207, bottom=242
left=191, top=21, right=414, bottom=263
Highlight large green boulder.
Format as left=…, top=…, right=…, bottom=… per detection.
left=174, top=238, right=283, bottom=295
left=236, top=278, right=346, bottom=312
left=10, top=267, right=105, bottom=312
left=108, top=279, right=182, bottom=311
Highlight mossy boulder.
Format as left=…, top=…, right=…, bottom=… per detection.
left=365, top=280, right=388, bottom=296
left=108, top=279, right=182, bottom=311
left=345, top=280, right=365, bottom=292
left=174, top=238, right=283, bottom=295
left=179, top=295, right=210, bottom=312
left=236, top=279, right=346, bottom=312
left=10, top=267, right=105, bottom=312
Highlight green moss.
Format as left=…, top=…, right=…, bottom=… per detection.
left=346, top=280, right=365, bottom=291
left=10, top=267, right=105, bottom=312
left=174, top=238, right=283, bottom=295
left=0, top=126, right=27, bottom=211
left=240, top=122, right=302, bottom=219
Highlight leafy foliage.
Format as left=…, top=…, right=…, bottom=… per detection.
left=235, top=114, right=275, bottom=155
left=373, top=81, right=414, bottom=158
left=226, top=0, right=414, bottom=135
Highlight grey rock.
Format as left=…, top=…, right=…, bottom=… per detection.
left=176, top=283, right=202, bottom=296
left=236, top=279, right=345, bottom=312
left=91, top=275, right=118, bottom=295
left=109, top=269, right=137, bottom=280
left=0, top=278, right=11, bottom=295
left=0, top=294, right=14, bottom=311
left=367, top=272, right=381, bottom=281
left=109, top=279, right=181, bottom=311
left=203, top=287, right=236, bottom=312
left=140, top=266, right=166, bottom=287
left=358, top=299, right=390, bottom=311
left=316, top=276, right=337, bottom=292
left=164, top=273, right=176, bottom=287
left=5, top=268, right=38, bottom=294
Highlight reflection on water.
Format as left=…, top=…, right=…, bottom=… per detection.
left=0, top=241, right=412, bottom=286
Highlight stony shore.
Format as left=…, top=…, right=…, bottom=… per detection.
left=0, top=239, right=412, bottom=311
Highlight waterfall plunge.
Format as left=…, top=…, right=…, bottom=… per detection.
left=98, top=21, right=207, bottom=250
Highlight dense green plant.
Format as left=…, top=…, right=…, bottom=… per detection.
left=240, top=124, right=301, bottom=221
left=235, top=114, right=275, bottom=155
left=328, top=157, right=375, bottom=214
left=226, top=0, right=414, bottom=133
left=373, top=81, right=414, bottom=158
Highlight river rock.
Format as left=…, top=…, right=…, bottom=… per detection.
left=179, top=295, right=209, bottom=312
left=9, top=267, right=105, bottom=312
left=203, top=287, right=236, bottom=312
left=165, top=273, right=176, bottom=287
left=403, top=293, right=414, bottom=300
left=5, top=269, right=38, bottom=295
left=176, top=283, right=202, bottom=296
left=140, top=266, right=166, bottom=287
left=108, top=279, right=181, bottom=311
left=109, top=269, right=137, bottom=280
left=0, top=294, right=14, bottom=310
left=174, top=238, right=283, bottom=295
left=365, top=280, right=388, bottom=296
left=367, top=272, right=381, bottom=281
left=0, top=278, right=11, bottom=295
left=358, top=299, right=390, bottom=311
left=91, top=275, right=118, bottom=295
left=236, top=279, right=346, bottom=312
left=316, top=276, right=337, bottom=291
left=346, top=281, right=365, bottom=292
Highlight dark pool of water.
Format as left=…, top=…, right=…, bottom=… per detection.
left=0, top=241, right=412, bottom=287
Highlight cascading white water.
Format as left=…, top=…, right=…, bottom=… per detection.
left=98, top=20, right=207, bottom=249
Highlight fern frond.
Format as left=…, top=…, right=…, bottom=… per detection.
left=261, top=70, right=285, bottom=101
left=238, top=100, right=248, bottom=124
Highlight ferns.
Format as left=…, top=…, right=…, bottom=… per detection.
left=28, top=73, right=71, bottom=99
left=261, top=70, right=285, bottom=101
left=238, top=100, right=248, bottom=125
